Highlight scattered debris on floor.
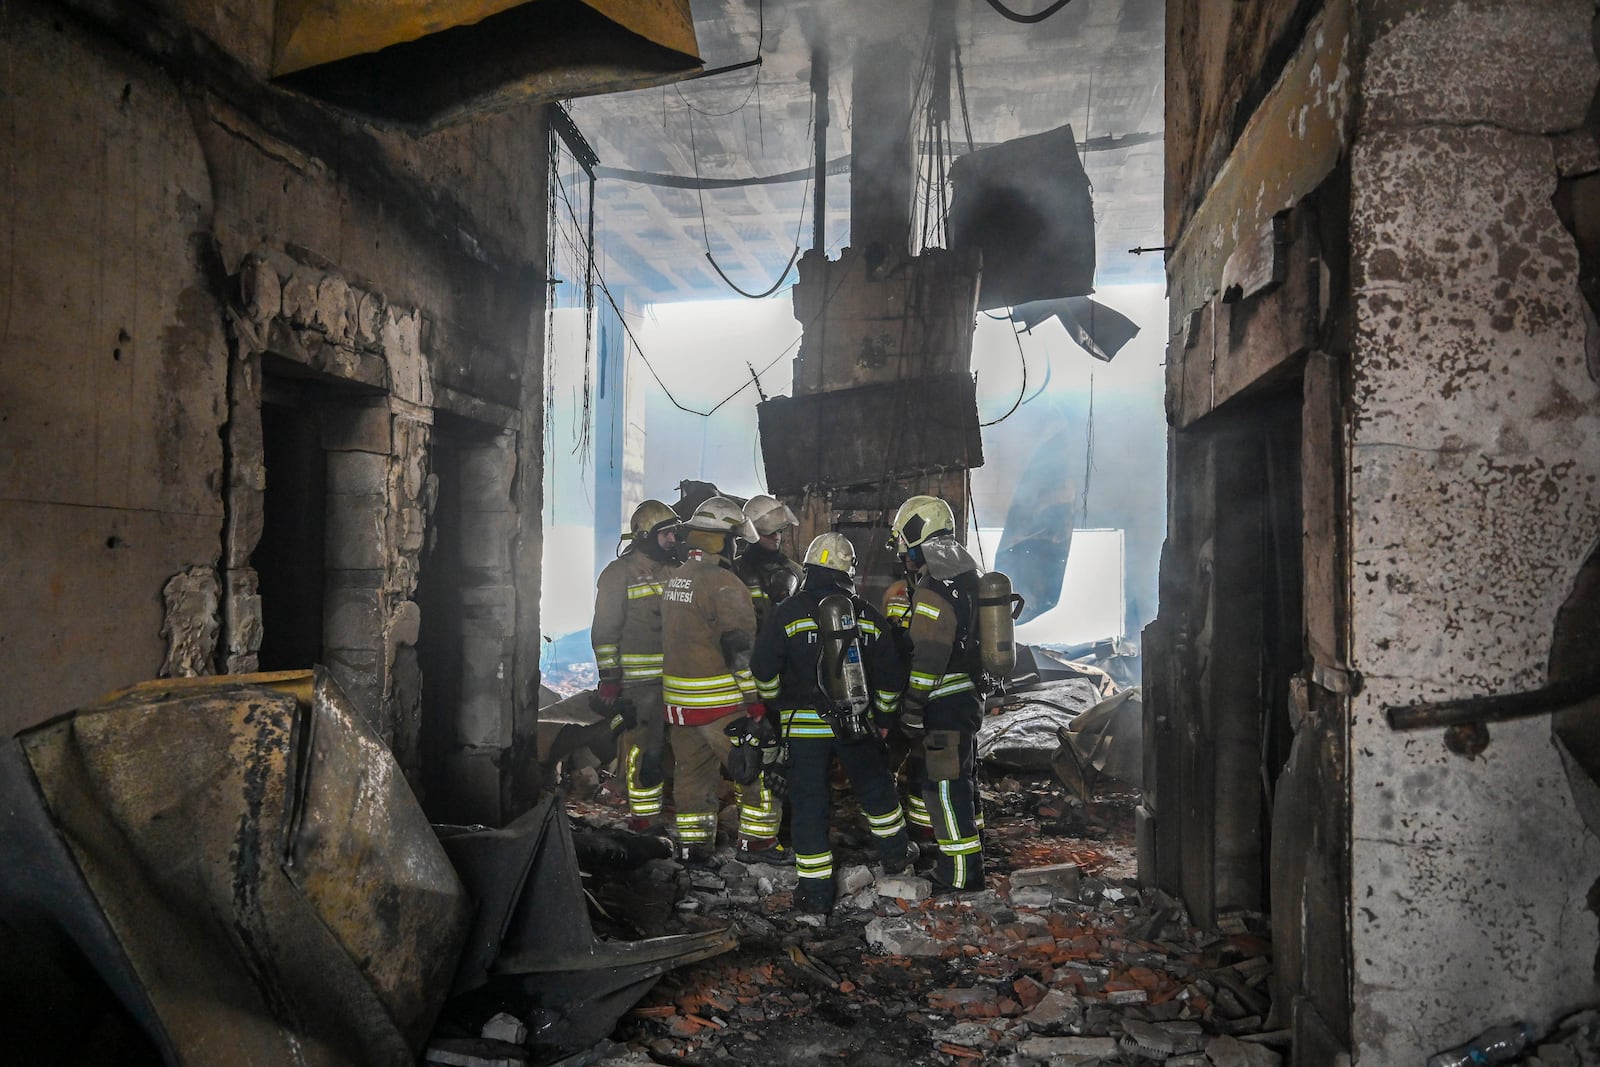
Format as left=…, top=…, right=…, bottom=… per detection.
left=530, top=756, right=1284, bottom=1067
left=20, top=661, right=1600, bottom=1066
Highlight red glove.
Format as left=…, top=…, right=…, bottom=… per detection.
left=745, top=701, right=768, bottom=721
left=597, top=681, right=623, bottom=705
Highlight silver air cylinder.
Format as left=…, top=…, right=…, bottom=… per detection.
left=976, top=571, right=1021, bottom=679
left=816, top=594, right=871, bottom=732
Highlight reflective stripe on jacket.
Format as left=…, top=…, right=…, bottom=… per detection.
left=905, top=574, right=977, bottom=703
left=592, top=547, right=675, bottom=686
left=661, top=553, right=758, bottom=726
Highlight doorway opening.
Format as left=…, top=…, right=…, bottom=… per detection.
left=253, top=369, right=328, bottom=672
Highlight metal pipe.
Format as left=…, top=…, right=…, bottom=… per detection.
left=1385, top=671, right=1600, bottom=731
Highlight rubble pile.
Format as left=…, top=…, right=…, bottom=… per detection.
left=515, top=774, right=1290, bottom=1067
left=1524, top=1010, right=1600, bottom=1067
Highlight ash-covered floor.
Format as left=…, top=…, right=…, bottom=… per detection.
left=554, top=768, right=1285, bottom=1067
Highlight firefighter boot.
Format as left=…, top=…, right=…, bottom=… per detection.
left=877, top=833, right=919, bottom=876
left=794, top=876, right=835, bottom=915
left=736, top=836, right=795, bottom=866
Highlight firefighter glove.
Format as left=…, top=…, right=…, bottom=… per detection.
left=723, top=717, right=763, bottom=785
left=595, top=680, right=623, bottom=706
left=748, top=713, right=778, bottom=748
left=609, top=696, right=637, bottom=733
left=900, top=697, right=926, bottom=733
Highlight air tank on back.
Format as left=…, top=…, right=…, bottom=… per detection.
left=816, top=593, right=870, bottom=737
left=976, top=571, right=1022, bottom=680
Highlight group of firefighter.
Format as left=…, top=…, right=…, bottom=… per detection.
left=590, top=491, right=1015, bottom=914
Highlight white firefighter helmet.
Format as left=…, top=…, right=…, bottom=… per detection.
left=744, top=494, right=798, bottom=537
left=629, top=499, right=680, bottom=541
left=890, top=495, right=956, bottom=551
left=803, top=532, right=858, bottom=578
left=683, top=495, right=759, bottom=542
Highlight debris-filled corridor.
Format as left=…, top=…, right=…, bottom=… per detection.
left=5, top=1, right=1600, bottom=1066
left=554, top=754, right=1283, bottom=1067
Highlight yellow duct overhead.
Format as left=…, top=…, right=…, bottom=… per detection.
left=275, top=0, right=702, bottom=128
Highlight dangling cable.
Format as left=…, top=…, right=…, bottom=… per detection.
left=982, top=0, right=1075, bottom=24
left=690, top=104, right=810, bottom=299
left=1081, top=372, right=1096, bottom=525
left=980, top=323, right=1029, bottom=427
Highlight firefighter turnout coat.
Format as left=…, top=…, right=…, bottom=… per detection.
left=591, top=544, right=673, bottom=689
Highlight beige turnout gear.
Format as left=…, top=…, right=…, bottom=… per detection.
left=660, top=547, right=780, bottom=857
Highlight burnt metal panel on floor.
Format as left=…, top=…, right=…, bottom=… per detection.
left=1, top=669, right=469, bottom=1065
left=757, top=373, right=983, bottom=497
left=438, top=794, right=737, bottom=1059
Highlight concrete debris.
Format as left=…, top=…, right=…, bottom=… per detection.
left=875, top=873, right=935, bottom=901
left=1017, top=1034, right=1120, bottom=1058
left=546, top=763, right=1280, bottom=1067
left=1526, top=1008, right=1600, bottom=1067
left=864, top=915, right=944, bottom=957
left=1204, top=1033, right=1284, bottom=1066
left=1012, top=863, right=1084, bottom=893
left=840, top=863, right=876, bottom=895
left=481, top=1013, right=529, bottom=1045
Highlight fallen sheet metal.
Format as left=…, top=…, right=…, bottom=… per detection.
left=1053, top=687, right=1145, bottom=802
left=0, top=668, right=469, bottom=1066
left=438, top=794, right=737, bottom=1061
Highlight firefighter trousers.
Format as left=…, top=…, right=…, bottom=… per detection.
left=787, top=730, right=908, bottom=884
left=620, top=683, right=667, bottom=824
left=917, top=696, right=984, bottom=890
left=668, top=713, right=782, bottom=848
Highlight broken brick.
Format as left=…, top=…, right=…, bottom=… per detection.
left=1013, top=975, right=1048, bottom=1011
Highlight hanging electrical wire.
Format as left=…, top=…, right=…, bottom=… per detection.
left=982, top=0, right=1076, bottom=24
left=547, top=145, right=597, bottom=471
left=543, top=129, right=562, bottom=519
left=1081, top=372, right=1096, bottom=525
left=673, top=0, right=765, bottom=118
left=550, top=166, right=853, bottom=418
left=575, top=153, right=596, bottom=464
left=966, top=469, right=987, bottom=571
left=981, top=322, right=1029, bottom=427
left=687, top=107, right=809, bottom=299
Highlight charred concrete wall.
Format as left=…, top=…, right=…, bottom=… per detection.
left=1347, top=1, right=1600, bottom=1061
left=0, top=0, right=548, bottom=821
left=1157, top=1, right=1355, bottom=1059
left=1164, top=0, right=1600, bottom=1062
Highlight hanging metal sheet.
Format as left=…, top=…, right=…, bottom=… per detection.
left=948, top=124, right=1097, bottom=310
left=275, top=0, right=703, bottom=128
left=439, top=795, right=737, bottom=1059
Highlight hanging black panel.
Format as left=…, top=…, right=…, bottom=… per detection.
left=948, top=124, right=1097, bottom=310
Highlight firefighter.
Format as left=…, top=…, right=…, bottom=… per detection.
left=751, top=532, right=917, bottom=913
left=591, top=499, right=680, bottom=831
left=735, top=494, right=805, bottom=630
left=660, top=495, right=789, bottom=865
left=890, top=494, right=986, bottom=892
